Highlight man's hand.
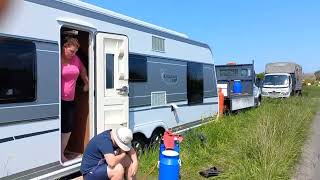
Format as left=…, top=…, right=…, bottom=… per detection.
left=104, top=150, right=127, bottom=168
left=128, top=148, right=138, bottom=177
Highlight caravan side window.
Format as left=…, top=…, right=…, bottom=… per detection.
left=0, top=37, right=37, bottom=104
left=187, top=62, right=203, bottom=105
left=129, top=54, right=147, bottom=82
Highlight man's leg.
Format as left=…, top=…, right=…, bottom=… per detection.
left=107, top=163, right=125, bottom=180
left=83, top=163, right=110, bottom=180
left=121, top=155, right=137, bottom=180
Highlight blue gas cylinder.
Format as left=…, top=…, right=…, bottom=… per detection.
left=159, top=150, right=180, bottom=180
left=233, top=80, right=242, bottom=94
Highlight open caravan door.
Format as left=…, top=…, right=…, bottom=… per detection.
left=95, top=33, right=129, bottom=134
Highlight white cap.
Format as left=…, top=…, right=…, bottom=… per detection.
left=111, top=127, right=133, bottom=152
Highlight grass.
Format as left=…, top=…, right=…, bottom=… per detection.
left=303, top=85, right=320, bottom=98
left=138, top=86, right=320, bottom=179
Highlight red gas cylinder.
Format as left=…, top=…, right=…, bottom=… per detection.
left=218, top=88, right=225, bottom=116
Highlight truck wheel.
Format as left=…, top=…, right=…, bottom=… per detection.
left=295, top=90, right=302, bottom=97
left=132, top=135, right=146, bottom=157
left=257, top=96, right=261, bottom=106
left=290, top=91, right=295, bottom=96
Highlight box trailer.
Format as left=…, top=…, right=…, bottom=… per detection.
left=215, top=62, right=260, bottom=112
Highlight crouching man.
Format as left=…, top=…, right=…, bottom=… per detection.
left=80, top=127, right=138, bottom=180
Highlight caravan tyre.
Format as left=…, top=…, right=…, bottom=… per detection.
left=132, top=135, right=146, bottom=157
left=150, top=129, right=165, bottom=147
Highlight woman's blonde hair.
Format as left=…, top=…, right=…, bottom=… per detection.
left=63, top=37, right=80, bottom=49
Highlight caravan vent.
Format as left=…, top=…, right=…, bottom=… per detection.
left=151, top=91, right=167, bottom=107
left=152, top=36, right=165, bottom=52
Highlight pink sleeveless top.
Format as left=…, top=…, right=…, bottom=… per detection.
left=61, top=55, right=84, bottom=101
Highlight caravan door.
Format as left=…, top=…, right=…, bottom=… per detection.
left=95, top=33, right=129, bottom=134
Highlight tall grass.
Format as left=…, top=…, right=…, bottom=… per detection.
left=139, top=87, right=319, bottom=179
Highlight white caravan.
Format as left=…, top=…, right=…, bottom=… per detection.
left=0, top=0, right=218, bottom=179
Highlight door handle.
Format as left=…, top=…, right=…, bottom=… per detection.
left=116, top=86, right=128, bottom=94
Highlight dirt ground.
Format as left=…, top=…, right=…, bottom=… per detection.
left=294, top=112, right=320, bottom=180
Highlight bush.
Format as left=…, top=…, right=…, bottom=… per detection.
left=303, top=78, right=316, bottom=86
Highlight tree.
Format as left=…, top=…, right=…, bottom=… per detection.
left=315, top=70, right=320, bottom=80
left=256, top=72, right=265, bottom=80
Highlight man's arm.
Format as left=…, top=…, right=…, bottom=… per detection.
left=128, top=148, right=138, bottom=164
left=128, top=148, right=138, bottom=176
left=104, top=152, right=126, bottom=168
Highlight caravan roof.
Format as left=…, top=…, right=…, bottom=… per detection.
left=60, top=0, right=189, bottom=38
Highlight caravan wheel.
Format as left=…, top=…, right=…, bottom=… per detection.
left=132, top=135, right=146, bottom=157
left=150, top=129, right=165, bottom=147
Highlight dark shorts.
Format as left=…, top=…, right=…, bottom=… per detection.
left=61, top=100, right=75, bottom=133
left=83, top=162, right=109, bottom=180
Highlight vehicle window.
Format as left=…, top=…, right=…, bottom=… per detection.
left=220, top=69, right=238, bottom=77
left=0, top=37, right=37, bottom=104
left=187, top=62, right=203, bottom=105
left=129, top=54, right=147, bottom=82
left=106, top=54, right=114, bottom=88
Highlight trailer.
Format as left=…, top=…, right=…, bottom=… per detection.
left=215, top=63, right=260, bottom=112
left=0, top=0, right=218, bottom=179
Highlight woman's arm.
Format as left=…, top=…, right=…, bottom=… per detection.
left=80, top=67, right=89, bottom=92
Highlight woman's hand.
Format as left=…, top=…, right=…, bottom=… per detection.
left=83, top=83, right=89, bottom=92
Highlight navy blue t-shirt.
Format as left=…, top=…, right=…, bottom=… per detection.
left=80, top=130, right=116, bottom=174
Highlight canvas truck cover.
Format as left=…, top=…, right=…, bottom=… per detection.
left=265, top=62, right=302, bottom=74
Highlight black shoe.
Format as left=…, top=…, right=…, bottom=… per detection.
left=199, top=167, right=221, bottom=178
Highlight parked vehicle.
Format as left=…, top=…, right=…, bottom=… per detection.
left=262, top=62, right=302, bottom=98
left=0, top=0, right=218, bottom=179
left=216, top=62, right=259, bottom=112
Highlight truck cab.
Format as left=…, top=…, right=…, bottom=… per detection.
left=262, top=73, right=292, bottom=98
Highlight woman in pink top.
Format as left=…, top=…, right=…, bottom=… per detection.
left=61, top=38, right=89, bottom=162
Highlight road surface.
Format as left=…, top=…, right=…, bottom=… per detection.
left=294, top=111, right=320, bottom=180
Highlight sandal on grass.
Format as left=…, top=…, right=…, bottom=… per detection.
left=199, top=166, right=222, bottom=178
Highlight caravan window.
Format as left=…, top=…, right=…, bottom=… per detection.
left=106, top=54, right=114, bottom=88
left=129, top=54, right=147, bottom=82
left=0, top=37, right=36, bottom=104
left=187, top=62, right=203, bottom=105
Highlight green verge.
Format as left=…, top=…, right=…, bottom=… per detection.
left=138, top=86, right=320, bottom=180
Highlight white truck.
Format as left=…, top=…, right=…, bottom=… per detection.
left=262, top=62, right=302, bottom=98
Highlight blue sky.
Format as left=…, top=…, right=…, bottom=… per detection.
left=83, top=0, right=320, bottom=73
